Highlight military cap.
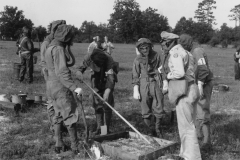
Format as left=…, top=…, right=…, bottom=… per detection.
left=136, top=38, right=152, bottom=48
left=160, top=31, right=179, bottom=43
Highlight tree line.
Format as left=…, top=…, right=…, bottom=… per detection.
left=0, top=0, right=240, bottom=47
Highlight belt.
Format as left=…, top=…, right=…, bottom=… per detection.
left=141, top=77, right=156, bottom=82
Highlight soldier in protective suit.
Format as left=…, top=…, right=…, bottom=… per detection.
left=39, top=20, right=67, bottom=133
left=160, top=32, right=201, bottom=160
left=132, top=38, right=165, bottom=138
left=45, top=24, right=83, bottom=154
left=179, top=34, right=214, bottom=151
left=76, top=42, right=117, bottom=135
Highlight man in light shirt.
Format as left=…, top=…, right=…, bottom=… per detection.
left=88, top=36, right=99, bottom=53
left=102, top=36, right=115, bottom=55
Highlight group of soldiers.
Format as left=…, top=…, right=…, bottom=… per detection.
left=16, top=19, right=213, bottom=160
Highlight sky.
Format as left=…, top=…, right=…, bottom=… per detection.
left=0, top=0, right=239, bottom=30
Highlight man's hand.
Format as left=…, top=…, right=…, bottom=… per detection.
left=133, top=85, right=141, bottom=99
left=76, top=71, right=83, bottom=82
left=74, top=88, right=83, bottom=96
left=198, top=81, right=204, bottom=99
left=103, top=88, right=111, bottom=102
left=162, top=80, right=168, bottom=95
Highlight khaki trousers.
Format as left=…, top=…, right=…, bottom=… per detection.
left=176, top=83, right=202, bottom=160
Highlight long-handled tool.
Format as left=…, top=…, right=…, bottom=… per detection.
left=81, top=80, right=160, bottom=147
left=73, top=93, right=97, bottom=160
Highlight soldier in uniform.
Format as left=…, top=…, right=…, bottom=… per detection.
left=45, top=24, right=83, bottom=154
left=160, top=32, right=201, bottom=160
left=179, top=34, right=214, bottom=151
left=17, top=26, right=39, bottom=83
left=132, top=38, right=165, bottom=138
left=76, top=42, right=117, bottom=135
left=39, top=20, right=66, bottom=133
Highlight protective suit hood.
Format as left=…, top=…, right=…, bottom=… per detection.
left=44, top=20, right=66, bottom=42
left=179, top=34, right=193, bottom=52
left=54, top=24, right=74, bottom=43
left=135, top=38, right=153, bottom=56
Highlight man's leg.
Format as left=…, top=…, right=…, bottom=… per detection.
left=19, top=55, right=26, bottom=82
left=151, top=81, right=165, bottom=138
left=176, top=84, right=202, bottom=160
left=26, top=54, right=33, bottom=83
left=196, top=81, right=213, bottom=150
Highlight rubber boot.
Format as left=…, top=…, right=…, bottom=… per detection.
left=155, top=117, right=163, bottom=138
left=93, top=113, right=103, bottom=135
left=67, top=123, right=79, bottom=155
left=201, top=124, right=211, bottom=151
left=54, top=123, right=68, bottom=154
left=195, top=120, right=203, bottom=139
left=105, top=112, right=112, bottom=134
left=144, top=118, right=156, bottom=137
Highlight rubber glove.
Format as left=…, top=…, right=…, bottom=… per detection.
left=198, top=81, right=204, bottom=99
left=162, top=80, right=168, bottom=95
left=74, top=88, right=83, bottom=96
left=133, top=85, right=140, bottom=99
left=103, top=88, right=111, bottom=102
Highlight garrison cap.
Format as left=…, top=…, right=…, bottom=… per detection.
left=160, top=31, right=179, bottom=43
left=136, top=38, right=152, bottom=48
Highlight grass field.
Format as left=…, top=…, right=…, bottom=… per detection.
left=0, top=41, right=240, bottom=160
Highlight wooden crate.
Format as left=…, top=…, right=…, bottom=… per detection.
left=93, top=131, right=177, bottom=160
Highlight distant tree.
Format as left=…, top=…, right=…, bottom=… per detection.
left=80, top=21, right=98, bottom=42
left=194, top=0, right=217, bottom=25
left=109, top=0, right=141, bottom=43
left=218, top=23, right=234, bottom=44
left=228, top=4, right=240, bottom=27
left=173, top=17, right=195, bottom=35
left=31, top=26, right=47, bottom=42
left=0, top=6, right=33, bottom=40
left=192, top=22, right=214, bottom=43
left=141, top=7, right=169, bottom=42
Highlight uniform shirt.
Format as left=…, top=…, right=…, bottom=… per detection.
left=18, top=36, right=34, bottom=53
left=102, top=41, right=114, bottom=55
left=132, top=50, right=162, bottom=86
left=88, top=41, right=98, bottom=53
left=167, top=44, right=195, bottom=83
left=192, top=47, right=213, bottom=84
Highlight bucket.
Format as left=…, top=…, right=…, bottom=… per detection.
left=13, top=63, right=21, bottom=80
left=18, top=94, right=27, bottom=104
left=33, top=56, right=37, bottom=64
left=35, top=95, right=42, bottom=103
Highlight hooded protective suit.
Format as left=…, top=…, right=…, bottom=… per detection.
left=132, top=38, right=165, bottom=137
left=45, top=24, right=80, bottom=153
left=76, top=48, right=116, bottom=134
left=180, top=34, right=214, bottom=150
left=161, top=32, right=201, bottom=160
left=39, top=20, right=66, bottom=133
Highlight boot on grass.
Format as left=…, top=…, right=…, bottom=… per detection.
left=67, top=123, right=80, bottom=155
left=54, top=123, right=69, bottom=154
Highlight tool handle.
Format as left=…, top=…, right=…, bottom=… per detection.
left=82, top=80, right=151, bottom=144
